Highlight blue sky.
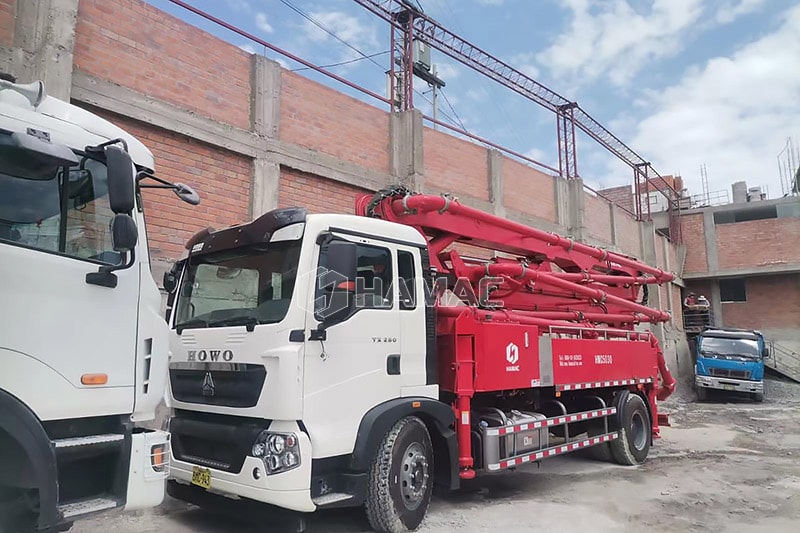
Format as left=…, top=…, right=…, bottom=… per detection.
left=147, top=0, right=800, bottom=200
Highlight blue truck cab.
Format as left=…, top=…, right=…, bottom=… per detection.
left=694, top=328, right=768, bottom=402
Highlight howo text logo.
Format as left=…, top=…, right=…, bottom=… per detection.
left=506, top=342, right=520, bottom=372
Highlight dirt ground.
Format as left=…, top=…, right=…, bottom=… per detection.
left=74, top=376, right=800, bottom=533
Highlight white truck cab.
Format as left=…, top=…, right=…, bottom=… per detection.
left=163, top=207, right=447, bottom=526
left=0, top=74, right=198, bottom=532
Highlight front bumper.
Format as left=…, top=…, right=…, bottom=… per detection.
left=695, top=374, right=763, bottom=393
left=124, top=429, right=171, bottom=511
left=168, top=420, right=315, bottom=513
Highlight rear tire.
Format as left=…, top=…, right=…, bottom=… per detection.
left=610, top=394, right=650, bottom=466
left=365, top=417, right=434, bottom=533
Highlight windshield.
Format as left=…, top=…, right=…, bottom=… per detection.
left=700, top=337, right=761, bottom=358
left=0, top=145, right=120, bottom=264
left=174, top=241, right=302, bottom=330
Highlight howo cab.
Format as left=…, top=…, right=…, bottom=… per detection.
left=694, top=328, right=768, bottom=402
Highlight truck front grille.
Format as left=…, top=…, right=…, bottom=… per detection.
left=169, top=364, right=266, bottom=408
left=709, top=368, right=751, bottom=380
left=170, top=411, right=267, bottom=474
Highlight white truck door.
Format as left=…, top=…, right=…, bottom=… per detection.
left=0, top=157, right=139, bottom=420
left=303, top=236, right=403, bottom=458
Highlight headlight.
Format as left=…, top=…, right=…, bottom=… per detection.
left=250, top=431, right=301, bottom=475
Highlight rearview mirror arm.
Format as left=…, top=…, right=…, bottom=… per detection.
left=86, top=248, right=136, bottom=288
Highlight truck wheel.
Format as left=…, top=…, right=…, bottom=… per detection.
left=752, top=392, right=764, bottom=403
left=365, top=416, right=434, bottom=533
left=610, top=394, right=650, bottom=466
left=696, top=387, right=707, bottom=402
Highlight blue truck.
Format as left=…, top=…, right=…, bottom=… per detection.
left=694, top=328, right=769, bottom=402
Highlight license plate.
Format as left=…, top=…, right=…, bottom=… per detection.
left=191, top=466, right=211, bottom=489
left=723, top=384, right=735, bottom=391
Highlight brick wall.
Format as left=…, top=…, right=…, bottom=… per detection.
left=74, top=0, right=252, bottom=130
left=0, top=0, right=13, bottom=47
left=716, top=217, right=800, bottom=271
left=279, top=168, right=368, bottom=215
left=597, top=184, right=633, bottom=213
left=722, top=274, right=800, bottom=330
left=88, top=108, right=252, bottom=260
left=502, top=158, right=556, bottom=223
left=616, top=211, right=641, bottom=257
left=280, top=72, right=390, bottom=174
left=423, top=127, right=489, bottom=201
left=584, top=194, right=612, bottom=243
left=681, top=213, right=708, bottom=274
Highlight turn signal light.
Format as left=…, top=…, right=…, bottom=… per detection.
left=80, top=374, right=108, bottom=385
left=151, top=444, right=166, bottom=472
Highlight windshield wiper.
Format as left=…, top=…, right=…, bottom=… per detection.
left=207, top=316, right=260, bottom=332
left=176, top=317, right=209, bottom=334
left=700, top=350, right=722, bottom=357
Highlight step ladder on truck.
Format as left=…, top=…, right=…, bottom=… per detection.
left=161, top=185, right=677, bottom=533
left=0, top=74, right=200, bottom=533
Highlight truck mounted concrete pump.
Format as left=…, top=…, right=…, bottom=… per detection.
left=162, top=185, right=677, bottom=532
left=0, top=74, right=200, bottom=533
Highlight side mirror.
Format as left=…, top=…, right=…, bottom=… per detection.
left=86, top=213, right=138, bottom=289
left=163, top=263, right=179, bottom=293
left=110, top=213, right=138, bottom=252
left=763, top=346, right=770, bottom=358
left=174, top=183, right=200, bottom=205
left=105, top=145, right=135, bottom=214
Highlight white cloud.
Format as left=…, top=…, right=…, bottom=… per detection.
left=238, top=43, right=256, bottom=54
left=509, top=52, right=540, bottom=78
left=627, top=4, right=800, bottom=197
left=715, top=0, right=766, bottom=24
left=537, top=0, right=705, bottom=86
left=226, top=0, right=250, bottom=12
left=256, top=12, right=273, bottom=33
left=433, top=62, right=460, bottom=80
left=477, top=0, right=506, bottom=5
left=301, top=11, right=378, bottom=51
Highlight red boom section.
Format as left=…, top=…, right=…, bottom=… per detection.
left=355, top=187, right=677, bottom=477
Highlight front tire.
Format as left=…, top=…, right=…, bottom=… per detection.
left=365, top=417, right=434, bottom=533
left=610, top=393, right=651, bottom=466
left=752, top=392, right=764, bottom=403
left=696, top=386, right=707, bottom=402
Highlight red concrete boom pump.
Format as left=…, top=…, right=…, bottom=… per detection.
left=356, top=186, right=677, bottom=479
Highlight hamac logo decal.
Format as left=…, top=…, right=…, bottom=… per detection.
left=506, top=342, right=520, bottom=372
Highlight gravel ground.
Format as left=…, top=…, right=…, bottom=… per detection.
left=74, top=377, right=800, bottom=533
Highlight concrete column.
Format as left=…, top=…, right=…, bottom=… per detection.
left=609, top=204, right=619, bottom=247
left=487, top=149, right=505, bottom=217
left=710, top=280, right=723, bottom=327
left=639, top=220, right=664, bottom=343
left=250, top=55, right=282, bottom=217
left=702, top=210, right=719, bottom=273
left=3, top=0, right=79, bottom=100
left=555, top=178, right=585, bottom=241
left=390, top=109, right=424, bottom=191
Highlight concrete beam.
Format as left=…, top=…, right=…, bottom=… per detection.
left=72, top=72, right=263, bottom=157
left=390, top=110, right=424, bottom=190
left=72, top=72, right=395, bottom=193
left=702, top=210, right=719, bottom=272
left=3, top=0, right=79, bottom=100
left=710, top=280, right=723, bottom=327
left=683, top=263, right=800, bottom=280
left=555, top=178, right=585, bottom=240
left=488, top=149, right=505, bottom=217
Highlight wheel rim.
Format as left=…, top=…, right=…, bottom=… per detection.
left=400, top=442, right=429, bottom=510
left=630, top=411, right=647, bottom=451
